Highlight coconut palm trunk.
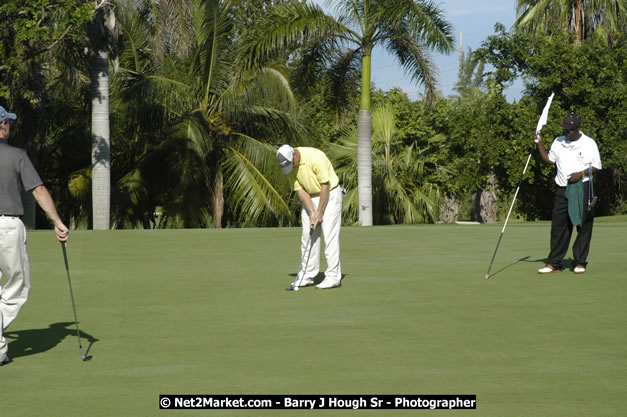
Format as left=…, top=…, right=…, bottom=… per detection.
left=357, top=51, right=373, bottom=226
left=574, top=0, right=584, bottom=42
left=212, top=167, right=225, bottom=228
left=91, top=48, right=111, bottom=230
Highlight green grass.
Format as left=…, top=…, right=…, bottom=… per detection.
left=2, top=220, right=626, bottom=416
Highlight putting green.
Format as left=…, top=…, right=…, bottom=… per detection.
left=2, top=220, right=625, bottom=416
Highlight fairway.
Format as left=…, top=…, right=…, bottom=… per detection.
left=2, top=220, right=626, bottom=416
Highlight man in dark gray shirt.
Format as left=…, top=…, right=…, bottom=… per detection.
left=0, top=105, right=69, bottom=366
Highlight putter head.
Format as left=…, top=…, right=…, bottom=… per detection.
left=286, top=284, right=299, bottom=292
left=82, top=355, right=93, bottom=361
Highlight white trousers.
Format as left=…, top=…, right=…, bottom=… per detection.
left=0, top=216, right=31, bottom=361
left=299, top=186, right=343, bottom=283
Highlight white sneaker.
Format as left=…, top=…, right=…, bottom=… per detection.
left=291, top=277, right=314, bottom=288
left=315, top=279, right=341, bottom=289
left=574, top=265, right=586, bottom=274
left=538, top=264, right=560, bottom=274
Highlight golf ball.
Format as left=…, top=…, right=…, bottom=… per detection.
left=293, top=286, right=300, bottom=292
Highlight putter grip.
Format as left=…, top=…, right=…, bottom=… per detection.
left=61, top=241, right=69, bottom=269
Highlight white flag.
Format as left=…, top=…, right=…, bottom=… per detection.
left=536, top=92, right=554, bottom=133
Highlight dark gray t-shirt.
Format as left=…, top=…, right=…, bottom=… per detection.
left=0, top=139, right=43, bottom=215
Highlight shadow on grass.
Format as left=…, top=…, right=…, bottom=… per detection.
left=5, top=322, right=98, bottom=359
left=532, top=258, right=578, bottom=272
left=497, top=255, right=579, bottom=275
left=487, top=256, right=532, bottom=279
left=288, top=272, right=348, bottom=285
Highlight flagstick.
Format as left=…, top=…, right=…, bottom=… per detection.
left=484, top=93, right=554, bottom=280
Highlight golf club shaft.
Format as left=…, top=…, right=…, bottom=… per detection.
left=61, top=242, right=85, bottom=357
left=294, top=226, right=314, bottom=288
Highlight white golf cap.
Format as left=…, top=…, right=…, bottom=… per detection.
left=277, top=144, right=294, bottom=174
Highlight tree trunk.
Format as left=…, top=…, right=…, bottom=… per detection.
left=574, top=0, right=584, bottom=42
left=211, top=167, right=224, bottom=228
left=473, top=173, right=498, bottom=223
left=91, top=49, right=111, bottom=230
left=439, top=195, right=459, bottom=224
left=357, top=53, right=373, bottom=226
left=357, top=110, right=373, bottom=226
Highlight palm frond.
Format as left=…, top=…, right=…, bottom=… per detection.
left=190, top=0, right=233, bottom=103
left=325, top=48, right=362, bottom=115
left=289, top=40, right=337, bottom=95
left=180, top=109, right=215, bottom=157
left=227, top=66, right=297, bottom=112
left=378, top=0, right=454, bottom=54
left=224, top=145, right=294, bottom=224
left=237, top=2, right=352, bottom=71
left=68, top=166, right=92, bottom=200
left=111, top=167, right=153, bottom=229
left=384, top=33, right=438, bottom=103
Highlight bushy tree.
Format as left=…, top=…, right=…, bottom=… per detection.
left=0, top=0, right=93, bottom=228
left=477, top=26, right=627, bottom=217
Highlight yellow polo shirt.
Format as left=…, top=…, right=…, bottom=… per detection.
left=287, top=147, right=339, bottom=194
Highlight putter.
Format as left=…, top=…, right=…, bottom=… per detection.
left=61, top=242, right=92, bottom=361
left=286, top=226, right=314, bottom=291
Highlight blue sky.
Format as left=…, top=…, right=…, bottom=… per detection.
left=312, top=0, right=524, bottom=101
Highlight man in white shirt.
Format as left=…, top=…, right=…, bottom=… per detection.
left=534, top=112, right=602, bottom=274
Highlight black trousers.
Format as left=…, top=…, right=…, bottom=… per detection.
left=547, top=184, right=594, bottom=269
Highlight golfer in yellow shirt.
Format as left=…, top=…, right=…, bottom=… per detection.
left=277, top=145, right=343, bottom=289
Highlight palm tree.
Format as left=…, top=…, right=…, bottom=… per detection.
left=453, top=47, right=485, bottom=95
left=86, top=0, right=120, bottom=229
left=240, top=0, right=454, bottom=225
left=327, top=104, right=448, bottom=224
left=514, top=0, right=627, bottom=44
left=111, top=0, right=304, bottom=228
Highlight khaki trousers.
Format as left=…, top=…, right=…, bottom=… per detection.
left=0, top=216, right=31, bottom=361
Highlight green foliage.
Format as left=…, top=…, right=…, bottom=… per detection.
left=454, top=47, right=486, bottom=94
left=0, top=0, right=92, bottom=97
left=0, top=0, right=94, bottom=229
left=109, top=0, right=307, bottom=228
left=3, top=1, right=626, bottom=228
left=514, top=0, right=627, bottom=45
left=478, top=26, right=627, bottom=216
left=371, top=88, right=439, bottom=147
left=326, top=103, right=449, bottom=224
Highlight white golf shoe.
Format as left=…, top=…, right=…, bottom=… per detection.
left=315, top=279, right=341, bottom=289
left=538, top=264, right=560, bottom=274
left=291, top=277, right=315, bottom=288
